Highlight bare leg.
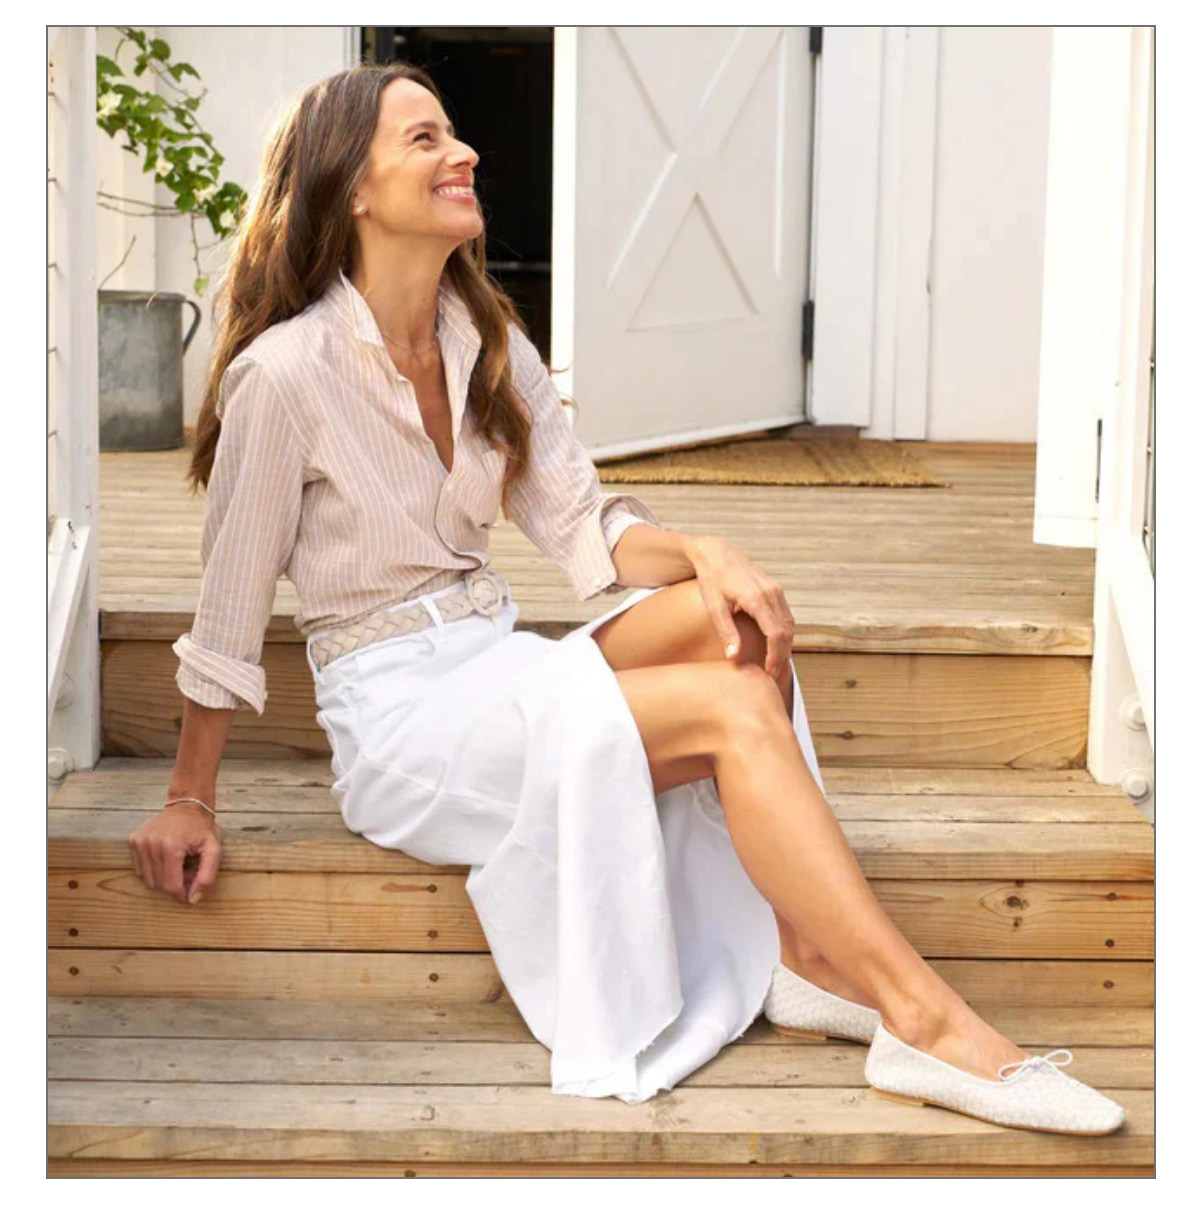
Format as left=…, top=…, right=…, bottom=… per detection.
left=611, top=657, right=1030, bottom=1082
left=592, top=581, right=875, bottom=1009
left=713, top=668, right=1029, bottom=1079
left=775, top=914, right=876, bottom=1007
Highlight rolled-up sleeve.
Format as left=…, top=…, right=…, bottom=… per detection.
left=172, top=357, right=305, bottom=715
left=504, top=325, right=662, bottom=601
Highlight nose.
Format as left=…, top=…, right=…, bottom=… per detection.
left=450, top=138, right=479, bottom=169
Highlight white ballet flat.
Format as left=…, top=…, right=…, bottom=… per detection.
left=864, top=1023, right=1127, bottom=1136
left=763, top=962, right=882, bottom=1045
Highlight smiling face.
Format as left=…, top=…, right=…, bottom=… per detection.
left=351, top=77, right=482, bottom=244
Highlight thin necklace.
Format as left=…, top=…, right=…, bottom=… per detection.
left=377, top=314, right=441, bottom=355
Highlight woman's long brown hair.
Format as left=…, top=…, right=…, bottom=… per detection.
left=186, top=62, right=548, bottom=520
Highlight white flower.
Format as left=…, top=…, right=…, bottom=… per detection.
left=194, top=183, right=217, bottom=204
left=154, top=154, right=172, bottom=178
left=218, top=210, right=234, bottom=229
left=97, top=92, right=120, bottom=119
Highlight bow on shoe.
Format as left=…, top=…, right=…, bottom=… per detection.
left=996, top=1047, right=1074, bottom=1082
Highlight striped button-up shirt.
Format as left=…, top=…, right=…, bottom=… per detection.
left=172, top=269, right=662, bottom=715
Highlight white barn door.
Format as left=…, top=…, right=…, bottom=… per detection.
left=552, top=27, right=815, bottom=456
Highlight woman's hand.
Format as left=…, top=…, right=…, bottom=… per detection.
left=129, top=800, right=223, bottom=906
left=685, top=536, right=796, bottom=685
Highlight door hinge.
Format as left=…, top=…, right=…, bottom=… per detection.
left=809, top=27, right=823, bottom=55
left=1095, top=418, right=1103, bottom=503
left=801, top=300, right=815, bottom=361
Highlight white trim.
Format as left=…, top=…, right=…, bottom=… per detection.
left=1087, top=27, right=1155, bottom=808
left=550, top=26, right=578, bottom=404
left=1033, top=29, right=1132, bottom=549
left=47, top=27, right=102, bottom=776
left=810, top=26, right=882, bottom=426
left=869, top=27, right=937, bottom=440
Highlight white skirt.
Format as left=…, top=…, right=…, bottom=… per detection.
left=306, top=576, right=828, bottom=1105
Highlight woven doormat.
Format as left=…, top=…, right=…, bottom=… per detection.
left=597, top=436, right=949, bottom=487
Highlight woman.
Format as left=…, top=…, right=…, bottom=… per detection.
left=129, top=63, right=1124, bottom=1133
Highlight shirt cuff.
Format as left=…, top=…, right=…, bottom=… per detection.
left=601, top=504, right=653, bottom=552
left=172, top=633, right=267, bottom=716
left=573, top=493, right=663, bottom=601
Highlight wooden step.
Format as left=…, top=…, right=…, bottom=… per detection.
left=100, top=443, right=1095, bottom=658
left=47, top=951, right=1154, bottom=1008
left=47, top=997, right=1153, bottom=1175
left=49, top=760, right=1152, bottom=964
left=100, top=637, right=1094, bottom=766
left=99, top=443, right=1099, bottom=764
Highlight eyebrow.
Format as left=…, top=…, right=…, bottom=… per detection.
left=404, top=118, right=456, bottom=138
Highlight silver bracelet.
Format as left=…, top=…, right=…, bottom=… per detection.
left=163, top=796, right=217, bottom=820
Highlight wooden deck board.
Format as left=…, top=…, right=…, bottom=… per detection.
left=46, top=953, right=1154, bottom=1007
left=99, top=442, right=1096, bottom=655
left=46, top=1080, right=1153, bottom=1166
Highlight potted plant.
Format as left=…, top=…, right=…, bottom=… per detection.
left=95, top=27, right=247, bottom=450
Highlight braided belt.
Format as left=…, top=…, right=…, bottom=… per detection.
left=309, top=568, right=511, bottom=673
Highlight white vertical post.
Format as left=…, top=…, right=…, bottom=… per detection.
left=47, top=27, right=102, bottom=787
left=1033, top=28, right=1132, bottom=549
left=810, top=26, right=883, bottom=427
left=1087, top=28, right=1155, bottom=821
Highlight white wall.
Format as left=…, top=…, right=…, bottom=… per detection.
left=924, top=27, right=1053, bottom=442
left=95, top=27, right=157, bottom=293
left=862, top=26, right=1054, bottom=442
left=95, top=27, right=350, bottom=423
left=95, top=25, right=1053, bottom=440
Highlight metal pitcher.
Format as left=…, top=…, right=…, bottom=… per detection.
left=98, top=289, right=202, bottom=451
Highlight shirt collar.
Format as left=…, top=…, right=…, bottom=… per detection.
left=332, top=267, right=481, bottom=355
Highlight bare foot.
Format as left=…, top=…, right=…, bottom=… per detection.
left=781, top=954, right=877, bottom=1009
left=887, top=1002, right=1028, bottom=1082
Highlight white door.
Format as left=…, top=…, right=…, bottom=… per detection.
left=552, top=27, right=815, bottom=457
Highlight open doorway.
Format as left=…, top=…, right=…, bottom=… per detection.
left=363, top=26, right=554, bottom=357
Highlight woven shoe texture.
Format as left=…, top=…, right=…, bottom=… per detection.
left=763, top=962, right=882, bottom=1044
left=864, top=1023, right=1127, bottom=1135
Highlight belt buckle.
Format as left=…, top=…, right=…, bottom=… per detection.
left=464, top=568, right=506, bottom=617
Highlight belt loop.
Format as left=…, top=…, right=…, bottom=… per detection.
left=420, top=592, right=447, bottom=642
left=304, top=634, right=320, bottom=682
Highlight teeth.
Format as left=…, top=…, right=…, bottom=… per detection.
left=435, top=185, right=474, bottom=197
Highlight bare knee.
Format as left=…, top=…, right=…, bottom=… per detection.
left=717, top=663, right=791, bottom=746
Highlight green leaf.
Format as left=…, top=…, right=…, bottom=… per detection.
left=193, top=275, right=209, bottom=295
left=174, top=62, right=200, bottom=80
left=96, top=55, right=122, bottom=78
left=149, top=38, right=171, bottom=61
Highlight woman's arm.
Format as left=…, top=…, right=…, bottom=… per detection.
left=503, top=325, right=667, bottom=600
left=131, top=356, right=305, bottom=906
left=129, top=699, right=232, bottom=906
left=608, top=520, right=717, bottom=590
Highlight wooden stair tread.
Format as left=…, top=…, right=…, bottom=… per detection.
left=48, top=1032, right=1154, bottom=1091
left=49, top=760, right=1152, bottom=960
left=56, top=757, right=1150, bottom=812
left=48, top=996, right=1155, bottom=1051
left=50, top=760, right=1152, bottom=882
left=99, top=443, right=1097, bottom=656
left=47, top=1081, right=1152, bottom=1167
left=49, top=808, right=1152, bottom=880
left=48, top=999, right=1152, bottom=1168
left=47, top=953, right=1155, bottom=1008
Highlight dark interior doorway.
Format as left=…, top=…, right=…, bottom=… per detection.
left=363, top=26, right=555, bottom=357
